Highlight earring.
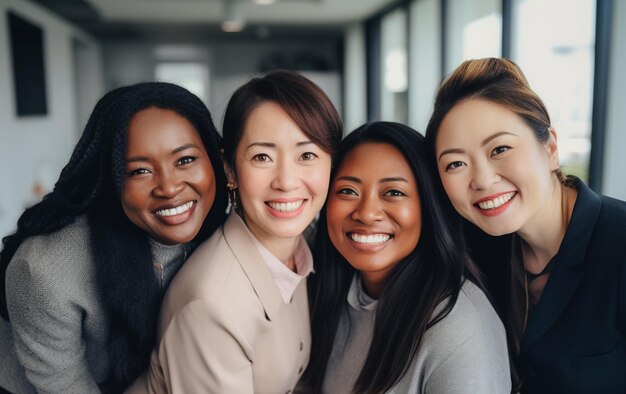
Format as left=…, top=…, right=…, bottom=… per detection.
left=226, top=182, right=238, bottom=208
left=555, top=157, right=560, bottom=167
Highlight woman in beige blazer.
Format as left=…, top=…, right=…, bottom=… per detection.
left=132, top=70, right=342, bottom=394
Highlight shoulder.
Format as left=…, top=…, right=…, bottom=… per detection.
left=7, top=216, right=93, bottom=288
left=423, top=280, right=506, bottom=357
left=158, top=226, right=267, bottom=336
left=598, top=194, right=626, bottom=234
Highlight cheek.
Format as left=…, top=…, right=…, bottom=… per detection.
left=233, top=165, right=261, bottom=204
left=305, top=164, right=332, bottom=196
left=440, top=174, right=465, bottom=205
left=398, top=204, right=422, bottom=241
left=121, top=182, right=146, bottom=212
left=195, top=162, right=217, bottom=197
left=326, top=197, right=347, bottom=242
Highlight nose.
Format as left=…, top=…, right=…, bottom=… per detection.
left=351, top=193, right=384, bottom=225
left=469, top=162, right=500, bottom=191
left=153, top=170, right=185, bottom=198
left=271, top=159, right=300, bottom=192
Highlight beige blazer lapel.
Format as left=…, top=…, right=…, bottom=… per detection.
left=222, top=212, right=283, bottom=321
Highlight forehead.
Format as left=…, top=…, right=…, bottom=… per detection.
left=127, top=107, right=202, bottom=151
left=337, top=142, right=414, bottom=179
left=240, top=101, right=308, bottom=144
left=437, top=99, right=532, bottom=147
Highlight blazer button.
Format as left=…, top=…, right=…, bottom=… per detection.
left=299, top=341, right=303, bottom=351
left=298, top=366, right=303, bottom=374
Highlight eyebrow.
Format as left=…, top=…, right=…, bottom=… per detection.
left=246, top=140, right=313, bottom=150
left=126, top=143, right=200, bottom=163
left=335, top=175, right=409, bottom=183
left=437, top=131, right=516, bottom=162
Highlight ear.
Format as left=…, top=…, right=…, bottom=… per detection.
left=546, top=127, right=560, bottom=171
left=220, top=149, right=237, bottom=187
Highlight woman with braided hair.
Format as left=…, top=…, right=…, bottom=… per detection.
left=0, top=82, right=227, bottom=393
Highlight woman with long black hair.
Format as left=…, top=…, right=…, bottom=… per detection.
left=0, top=82, right=227, bottom=393
left=304, top=122, right=510, bottom=393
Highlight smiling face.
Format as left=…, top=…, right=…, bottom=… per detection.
left=228, top=101, right=332, bottom=247
left=121, top=107, right=216, bottom=245
left=327, top=142, right=422, bottom=296
left=435, top=98, right=559, bottom=236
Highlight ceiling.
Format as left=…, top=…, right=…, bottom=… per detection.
left=30, top=0, right=396, bottom=40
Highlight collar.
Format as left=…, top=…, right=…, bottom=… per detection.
left=551, top=180, right=601, bottom=271
left=221, top=212, right=287, bottom=321
left=243, top=221, right=313, bottom=303
left=347, top=274, right=378, bottom=312
left=148, top=238, right=189, bottom=268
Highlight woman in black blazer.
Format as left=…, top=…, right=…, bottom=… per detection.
left=425, top=57, right=626, bottom=393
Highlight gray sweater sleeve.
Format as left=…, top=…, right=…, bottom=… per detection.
left=423, top=332, right=509, bottom=394
left=6, top=242, right=100, bottom=393
left=420, top=282, right=511, bottom=394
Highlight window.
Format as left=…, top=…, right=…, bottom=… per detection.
left=511, top=0, right=595, bottom=180
left=445, top=0, right=502, bottom=74
left=380, top=7, right=409, bottom=123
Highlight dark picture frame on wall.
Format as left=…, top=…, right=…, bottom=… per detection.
left=8, top=10, right=48, bottom=116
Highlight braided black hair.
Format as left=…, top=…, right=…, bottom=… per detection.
left=0, top=82, right=228, bottom=391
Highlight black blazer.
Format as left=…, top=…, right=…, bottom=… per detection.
left=467, top=181, right=626, bottom=393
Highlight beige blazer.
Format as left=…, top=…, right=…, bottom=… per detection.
left=139, top=212, right=311, bottom=394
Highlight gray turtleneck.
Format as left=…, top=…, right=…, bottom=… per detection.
left=322, top=275, right=511, bottom=393
left=0, top=216, right=188, bottom=394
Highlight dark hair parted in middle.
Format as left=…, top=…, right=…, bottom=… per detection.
left=305, top=121, right=483, bottom=393
left=222, top=69, right=343, bottom=173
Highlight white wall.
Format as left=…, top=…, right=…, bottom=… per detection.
left=0, top=0, right=103, bottom=238
left=102, top=39, right=342, bottom=133
left=602, top=0, right=626, bottom=200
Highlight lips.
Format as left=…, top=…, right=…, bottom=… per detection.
left=474, top=192, right=516, bottom=210
left=349, top=232, right=391, bottom=244
left=152, top=200, right=197, bottom=225
left=154, top=200, right=195, bottom=217
left=266, top=199, right=304, bottom=213
left=473, top=192, right=516, bottom=217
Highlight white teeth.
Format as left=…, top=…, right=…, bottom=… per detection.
left=155, top=201, right=194, bottom=217
left=267, top=200, right=304, bottom=212
left=477, top=192, right=515, bottom=210
left=349, top=233, right=390, bottom=244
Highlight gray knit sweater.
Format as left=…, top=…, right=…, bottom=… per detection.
left=0, top=216, right=188, bottom=394
left=322, top=276, right=511, bottom=393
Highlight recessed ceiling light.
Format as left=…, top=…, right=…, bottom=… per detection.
left=254, top=0, right=276, bottom=4
left=221, top=21, right=245, bottom=32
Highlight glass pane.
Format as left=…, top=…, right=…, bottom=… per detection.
left=380, top=7, right=408, bottom=123
left=512, top=0, right=595, bottom=181
left=409, top=0, right=441, bottom=132
left=155, top=62, right=210, bottom=105
left=445, top=0, right=501, bottom=74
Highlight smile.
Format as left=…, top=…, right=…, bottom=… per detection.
left=349, top=232, right=391, bottom=244
left=266, top=200, right=304, bottom=213
left=475, top=192, right=516, bottom=210
left=155, top=201, right=195, bottom=217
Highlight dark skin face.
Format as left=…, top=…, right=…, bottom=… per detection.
left=121, top=107, right=216, bottom=245
left=327, top=142, right=422, bottom=298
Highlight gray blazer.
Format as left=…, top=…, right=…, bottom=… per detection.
left=0, top=216, right=186, bottom=394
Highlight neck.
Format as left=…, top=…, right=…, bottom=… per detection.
left=241, top=214, right=299, bottom=270
left=360, top=271, right=387, bottom=299
left=517, top=179, right=577, bottom=274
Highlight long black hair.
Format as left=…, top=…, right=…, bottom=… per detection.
left=0, top=82, right=228, bottom=391
left=305, top=122, right=483, bottom=393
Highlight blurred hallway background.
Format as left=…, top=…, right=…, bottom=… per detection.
left=1, top=0, right=625, bottom=238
